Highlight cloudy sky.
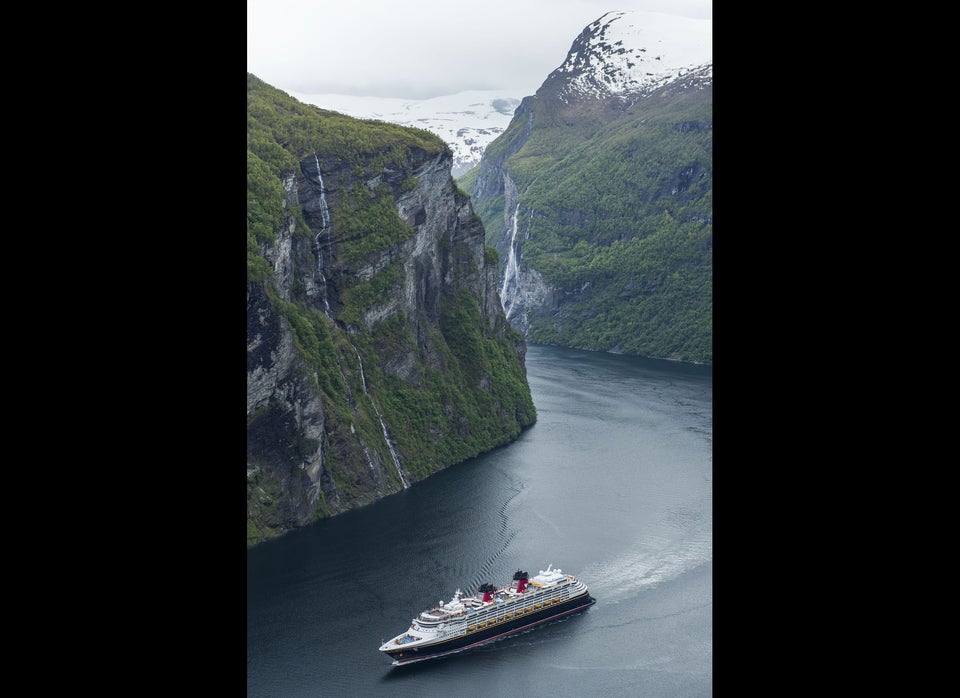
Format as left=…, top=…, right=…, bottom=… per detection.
left=247, top=0, right=712, bottom=100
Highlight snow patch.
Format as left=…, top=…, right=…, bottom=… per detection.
left=286, top=90, right=521, bottom=177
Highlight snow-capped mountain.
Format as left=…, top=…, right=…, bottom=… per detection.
left=465, top=10, right=712, bottom=361
left=286, top=90, right=521, bottom=177
left=547, top=10, right=711, bottom=102
left=284, top=11, right=710, bottom=178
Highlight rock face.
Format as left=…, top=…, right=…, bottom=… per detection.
left=464, top=11, right=713, bottom=363
left=247, top=78, right=535, bottom=546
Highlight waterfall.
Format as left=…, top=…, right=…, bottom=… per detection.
left=499, top=203, right=521, bottom=320
left=354, top=347, right=409, bottom=489
left=313, top=153, right=332, bottom=316
left=313, top=153, right=331, bottom=230
left=377, top=411, right=408, bottom=489
left=355, top=347, right=367, bottom=390
left=359, top=438, right=377, bottom=473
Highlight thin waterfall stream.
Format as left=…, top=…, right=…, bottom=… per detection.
left=313, top=153, right=332, bottom=316
left=353, top=347, right=409, bottom=489
left=499, top=203, right=521, bottom=320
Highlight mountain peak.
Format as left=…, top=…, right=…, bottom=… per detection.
left=548, top=10, right=712, bottom=102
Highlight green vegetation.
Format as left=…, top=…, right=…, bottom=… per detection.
left=464, top=82, right=713, bottom=364
left=334, top=184, right=416, bottom=265
left=370, top=297, right=536, bottom=481
left=247, top=74, right=535, bottom=545
left=247, top=73, right=445, bottom=277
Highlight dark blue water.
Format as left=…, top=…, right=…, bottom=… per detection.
left=247, top=344, right=712, bottom=697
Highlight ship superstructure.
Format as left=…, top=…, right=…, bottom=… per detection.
left=379, top=565, right=595, bottom=665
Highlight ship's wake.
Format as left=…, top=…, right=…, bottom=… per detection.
left=581, top=535, right=711, bottom=604
left=467, top=473, right=523, bottom=592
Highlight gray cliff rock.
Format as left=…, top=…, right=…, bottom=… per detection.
left=247, top=115, right=535, bottom=546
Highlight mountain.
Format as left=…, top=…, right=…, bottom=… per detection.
left=247, top=74, right=536, bottom=546
left=545, top=10, right=710, bottom=102
left=285, top=90, right=522, bottom=178
left=461, top=11, right=712, bottom=363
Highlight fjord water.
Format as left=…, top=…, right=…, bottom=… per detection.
left=247, top=344, right=712, bottom=697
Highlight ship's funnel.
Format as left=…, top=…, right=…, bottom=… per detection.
left=478, top=582, right=496, bottom=603
left=512, top=569, right=529, bottom=593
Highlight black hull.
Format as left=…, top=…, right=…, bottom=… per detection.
left=382, top=593, right=596, bottom=665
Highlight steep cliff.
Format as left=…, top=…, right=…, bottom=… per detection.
left=461, top=11, right=712, bottom=364
left=247, top=74, right=535, bottom=546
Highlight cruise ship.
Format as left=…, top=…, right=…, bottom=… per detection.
left=378, top=565, right=596, bottom=665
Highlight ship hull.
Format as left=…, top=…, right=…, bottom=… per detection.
left=382, top=592, right=596, bottom=665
